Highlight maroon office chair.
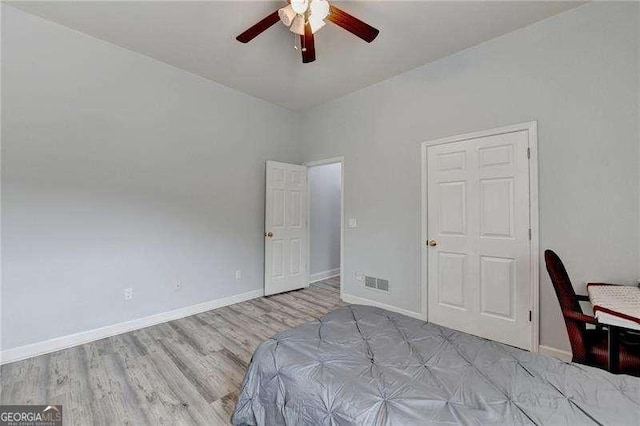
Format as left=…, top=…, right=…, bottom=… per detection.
left=545, top=249, right=640, bottom=374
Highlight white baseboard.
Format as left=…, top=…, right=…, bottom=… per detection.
left=343, top=293, right=572, bottom=362
left=342, top=293, right=425, bottom=321
left=539, top=345, right=572, bottom=362
left=0, top=289, right=264, bottom=365
left=310, top=268, right=340, bottom=283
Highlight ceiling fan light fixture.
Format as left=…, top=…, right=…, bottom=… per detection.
left=310, top=0, right=330, bottom=21
left=309, top=16, right=325, bottom=34
left=278, top=5, right=296, bottom=27
left=291, top=0, right=309, bottom=15
left=289, top=15, right=306, bottom=35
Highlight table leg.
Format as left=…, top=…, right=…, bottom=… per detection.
left=608, top=325, right=620, bottom=373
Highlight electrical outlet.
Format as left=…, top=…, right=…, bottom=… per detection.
left=348, top=218, right=358, bottom=228
left=124, top=288, right=133, bottom=300
left=354, top=271, right=364, bottom=281
left=174, top=282, right=182, bottom=291
left=235, top=270, right=242, bottom=280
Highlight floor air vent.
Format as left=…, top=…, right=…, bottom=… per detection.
left=376, top=278, right=389, bottom=292
left=364, top=276, right=390, bottom=293
left=365, top=276, right=377, bottom=289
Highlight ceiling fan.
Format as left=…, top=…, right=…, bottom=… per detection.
left=236, top=0, right=379, bottom=64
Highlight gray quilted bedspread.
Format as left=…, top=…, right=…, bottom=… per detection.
left=232, top=305, right=640, bottom=425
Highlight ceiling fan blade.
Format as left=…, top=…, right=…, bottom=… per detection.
left=236, top=11, right=280, bottom=43
left=301, top=22, right=316, bottom=63
left=327, top=5, right=379, bottom=43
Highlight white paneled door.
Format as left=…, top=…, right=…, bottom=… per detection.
left=264, top=161, right=309, bottom=296
left=426, top=129, right=533, bottom=350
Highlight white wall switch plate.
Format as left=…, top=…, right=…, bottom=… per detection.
left=235, top=270, right=242, bottom=280
left=348, top=218, right=358, bottom=228
left=124, top=288, right=133, bottom=300
left=354, top=271, right=364, bottom=281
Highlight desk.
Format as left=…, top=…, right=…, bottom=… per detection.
left=587, top=284, right=640, bottom=373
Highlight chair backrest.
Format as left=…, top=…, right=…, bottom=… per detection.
left=544, top=249, right=588, bottom=363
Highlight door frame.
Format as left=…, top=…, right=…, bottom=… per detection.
left=304, top=157, right=345, bottom=301
left=420, top=122, right=539, bottom=352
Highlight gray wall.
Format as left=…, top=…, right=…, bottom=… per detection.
left=2, top=2, right=639, bottom=355
left=300, top=2, right=640, bottom=351
left=309, top=163, right=341, bottom=276
left=1, top=6, right=300, bottom=350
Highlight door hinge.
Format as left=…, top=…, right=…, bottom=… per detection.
left=528, top=228, right=532, bottom=240
left=527, top=147, right=531, bottom=159
left=529, top=310, right=532, bottom=322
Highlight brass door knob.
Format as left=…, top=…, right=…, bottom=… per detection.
left=427, top=239, right=437, bottom=247
left=265, top=231, right=274, bottom=237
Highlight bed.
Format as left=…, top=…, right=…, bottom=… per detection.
left=232, top=305, right=640, bottom=425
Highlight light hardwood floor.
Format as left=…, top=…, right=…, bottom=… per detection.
left=0, top=277, right=344, bottom=425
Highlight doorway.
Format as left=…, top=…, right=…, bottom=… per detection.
left=306, top=158, right=343, bottom=296
left=264, top=161, right=309, bottom=296
left=421, top=122, right=539, bottom=351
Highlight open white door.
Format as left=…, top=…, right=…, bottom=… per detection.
left=426, top=128, right=533, bottom=350
left=264, top=161, right=309, bottom=296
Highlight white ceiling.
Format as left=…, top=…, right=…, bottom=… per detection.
left=8, top=1, right=583, bottom=110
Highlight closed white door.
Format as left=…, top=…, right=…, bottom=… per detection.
left=264, top=161, right=309, bottom=296
left=427, top=130, right=532, bottom=349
